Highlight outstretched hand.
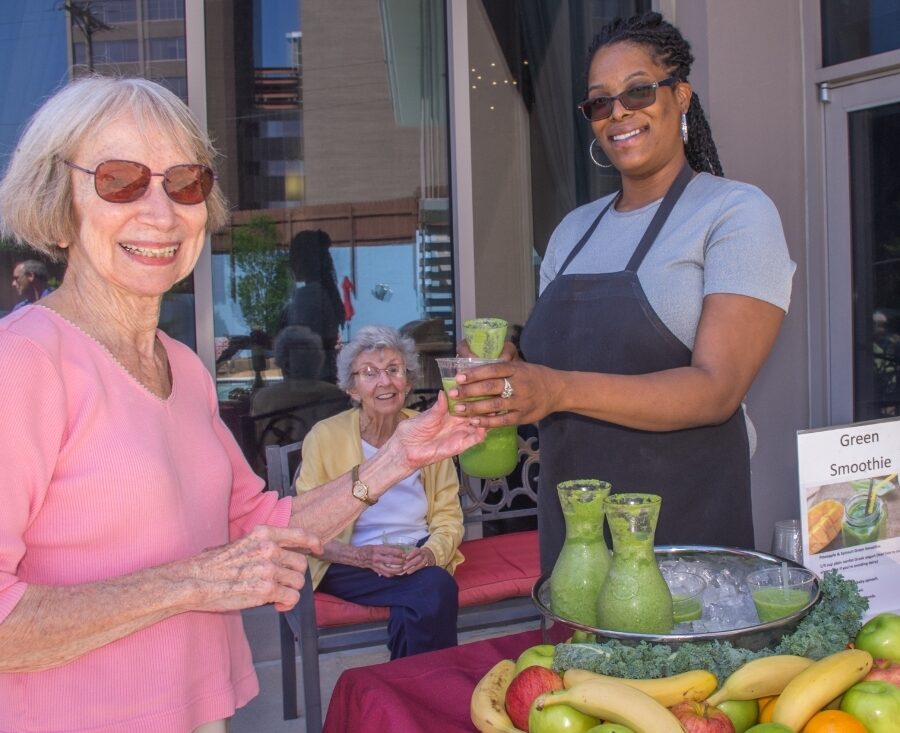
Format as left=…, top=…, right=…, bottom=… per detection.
left=391, top=391, right=486, bottom=472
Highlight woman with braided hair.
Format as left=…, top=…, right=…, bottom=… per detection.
left=453, top=11, right=795, bottom=570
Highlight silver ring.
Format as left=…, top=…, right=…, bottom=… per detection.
left=500, top=378, right=514, bottom=399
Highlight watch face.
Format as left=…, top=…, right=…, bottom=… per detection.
left=352, top=481, right=368, bottom=502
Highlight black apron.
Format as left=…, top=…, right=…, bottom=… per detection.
left=520, top=164, right=753, bottom=572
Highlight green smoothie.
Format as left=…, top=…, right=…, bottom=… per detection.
left=463, top=318, right=508, bottom=359
left=672, top=595, right=702, bottom=623
left=550, top=481, right=611, bottom=627
left=842, top=494, right=888, bottom=547
left=441, top=376, right=518, bottom=478
left=752, top=587, right=810, bottom=622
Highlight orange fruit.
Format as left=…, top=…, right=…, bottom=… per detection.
left=757, top=695, right=777, bottom=710
left=801, top=709, right=867, bottom=733
left=758, top=696, right=779, bottom=723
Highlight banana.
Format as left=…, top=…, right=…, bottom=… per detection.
left=536, top=678, right=684, bottom=733
left=563, top=667, right=717, bottom=707
left=706, top=654, right=814, bottom=705
left=470, top=659, right=524, bottom=733
left=770, top=649, right=873, bottom=731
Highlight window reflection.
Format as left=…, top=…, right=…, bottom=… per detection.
left=207, top=0, right=455, bottom=473
left=849, top=101, right=900, bottom=419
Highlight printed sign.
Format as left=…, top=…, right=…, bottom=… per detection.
left=798, top=416, right=900, bottom=617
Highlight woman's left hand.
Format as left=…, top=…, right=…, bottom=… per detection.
left=450, top=360, right=558, bottom=427
left=400, top=547, right=436, bottom=575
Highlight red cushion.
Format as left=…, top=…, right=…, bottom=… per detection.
left=313, top=529, right=541, bottom=628
left=456, top=531, right=540, bottom=607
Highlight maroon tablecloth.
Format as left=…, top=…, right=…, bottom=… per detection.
left=323, top=626, right=568, bottom=733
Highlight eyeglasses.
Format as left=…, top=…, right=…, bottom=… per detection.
left=353, top=364, right=407, bottom=381
left=578, top=77, right=678, bottom=122
left=64, top=159, right=217, bottom=205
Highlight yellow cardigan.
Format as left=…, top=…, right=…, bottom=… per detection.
left=294, top=407, right=465, bottom=588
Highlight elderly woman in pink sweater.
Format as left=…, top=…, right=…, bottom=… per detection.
left=0, top=77, right=483, bottom=733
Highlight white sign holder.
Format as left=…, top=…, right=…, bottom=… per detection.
left=798, top=416, right=900, bottom=617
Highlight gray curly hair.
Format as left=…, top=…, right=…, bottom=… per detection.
left=336, top=325, right=419, bottom=392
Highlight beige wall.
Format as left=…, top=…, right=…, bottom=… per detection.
left=672, top=0, right=811, bottom=549
left=303, top=1, right=422, bottom=205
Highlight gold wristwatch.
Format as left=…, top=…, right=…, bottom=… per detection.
left=351, top=464, right=376, bottom=506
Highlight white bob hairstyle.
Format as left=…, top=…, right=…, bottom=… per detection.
left=0, top=76, right=228, bottom=261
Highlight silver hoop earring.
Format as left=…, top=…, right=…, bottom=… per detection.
left=589, top=138, right=613, bottom=168
left=681, top=112, right=689, bottom=145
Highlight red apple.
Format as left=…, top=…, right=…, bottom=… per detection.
left=865, top=658, right=900, bottom=686
left=505, top=665, right=563, bottom=731
left=670, top=700, right=736, bottom=733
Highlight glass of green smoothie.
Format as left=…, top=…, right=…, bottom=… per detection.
left=434, top=357, right=518, bottom=478
left=747, top=566, right=816, bottom=623
left=463, top=318, right=508, bottom=359
left=841, top=494, right=888, bottom=547
left=662, top=570, right=706, bottom=624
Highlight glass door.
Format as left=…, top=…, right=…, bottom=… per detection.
left=824, top=74, right=900, bottom=422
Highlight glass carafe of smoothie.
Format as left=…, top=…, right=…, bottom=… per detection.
left=549, top=479, right=612, bottom=627
left=597, top=493, right=674, bottom=634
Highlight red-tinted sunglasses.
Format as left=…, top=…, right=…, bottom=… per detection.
left=65, top=159, right=216, bottom=205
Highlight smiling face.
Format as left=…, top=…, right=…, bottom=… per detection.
left=63, top=114, right=209, bottom=301
left=348, top=347, right=411, bottom=419
left=587, top=41, right=692, bottom=181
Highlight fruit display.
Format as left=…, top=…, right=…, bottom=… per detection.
left=471, top=616, right=899, bottom=733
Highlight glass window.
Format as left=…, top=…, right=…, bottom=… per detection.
left=75, top=38, right=140, bottom=64
left=152, top=75, right=188, bottom=101
left=146, top=36, right=185, bottom=60
left=470, top=0, right=649, bottom=310
left=849, top=101, right=900, bottom=420
left=145, top=0, right=185, bottom=21
left=205, top=0, right=454, bottom=474
left=0, top=1, right=69, bottom=319
left=822, top=0, right=900, bottom=66
left=92, top=0, right=138, bottom=24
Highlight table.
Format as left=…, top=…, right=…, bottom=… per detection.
left=323, top=626, right=568, bottom=733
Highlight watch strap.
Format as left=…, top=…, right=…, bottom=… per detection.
left=351, top=464, right=376, bottom=506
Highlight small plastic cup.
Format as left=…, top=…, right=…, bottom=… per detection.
left=663, top=571, right=706, bottom=623
left=381, top=533, right=419, bottom=553
left=435, top=357, right=499, bottom=410
left=463, top=318, right=508, bottom=359
left=747, top=566, right=816, bottom=623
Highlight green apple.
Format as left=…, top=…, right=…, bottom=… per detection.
left=840, top=679, right=900, bottom=733
left=854, top=612, right=900, bottom=663
left=514, top=643, right=556, bottom=675
left=743, top=725, right=792, bottom=733
left=585, top=725, right=635, bottom=733
left=528, top=697, right=600, bottom=733
left=716, top=699, right=759, bottom=733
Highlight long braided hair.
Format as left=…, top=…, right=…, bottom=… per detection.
left=586, top=12, right=723, bottom=177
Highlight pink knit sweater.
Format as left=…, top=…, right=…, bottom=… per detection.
left=0, top=306, right=292, bottom=733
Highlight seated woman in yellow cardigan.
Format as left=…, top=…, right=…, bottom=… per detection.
left=295, top=325, right=464, bottom=658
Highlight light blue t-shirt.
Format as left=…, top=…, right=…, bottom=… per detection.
left=540, top=172, right=796, bottom=351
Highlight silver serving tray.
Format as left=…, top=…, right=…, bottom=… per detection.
left=532, top=545, right=822, bottom=651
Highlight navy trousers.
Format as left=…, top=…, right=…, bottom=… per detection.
left=318, top=558, right=459, bottom=660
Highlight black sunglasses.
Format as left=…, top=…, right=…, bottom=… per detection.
left=65, top=159, right=217, bottom=205
left=578, top=77, right=679, bottom=122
